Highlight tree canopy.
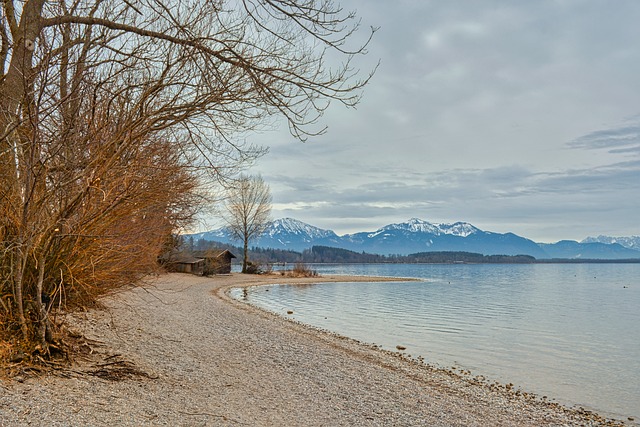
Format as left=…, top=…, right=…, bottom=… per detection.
left=0, top=0, right=374, bottom=355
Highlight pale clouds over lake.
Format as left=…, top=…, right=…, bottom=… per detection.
left=212, top=1, right=640, bottom=242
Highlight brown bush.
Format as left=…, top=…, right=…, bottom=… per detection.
left=290, top=262, right=318, bottom=278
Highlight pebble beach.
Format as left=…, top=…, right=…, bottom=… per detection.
left=0, top=273, right=630, bottom=426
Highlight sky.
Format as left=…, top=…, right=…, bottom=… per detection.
left=208, top=1, right=640, bottom=243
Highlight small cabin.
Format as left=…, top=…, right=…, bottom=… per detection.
left=197, top=250, right=237, bottom=275
left=162, top=252, right=205, bottom=275
left=161, top=249, right=236, bottom=276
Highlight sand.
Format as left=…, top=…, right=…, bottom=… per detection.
left=0, top=273, right=628, bottom=426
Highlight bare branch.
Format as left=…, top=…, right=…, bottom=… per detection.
left=0, top=19, right=8, bottom=76
left=1, top=0, right=375, bottom=349
left=2, top=0, right=18, bottom=37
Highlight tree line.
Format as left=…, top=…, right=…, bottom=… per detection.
left=190, top=241, right=537, bottom=265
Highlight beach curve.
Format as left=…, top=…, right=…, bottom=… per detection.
left=0, top=273, right=628, bottom=426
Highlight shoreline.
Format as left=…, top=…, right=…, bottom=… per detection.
left=0, top=273, right=631, bottom=426
left=217, top=274, right=632, bottom=426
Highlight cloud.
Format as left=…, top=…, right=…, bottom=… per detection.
left=200, top=1, right=640, bottom=242
left=569, top=123, right=640, bottom=153
left=265, top=157, right=640, bottom=239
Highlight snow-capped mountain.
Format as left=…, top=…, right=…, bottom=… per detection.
left=191, top=218, right=341, bottom=252
left=257, top=218, right=341, bottom=250
left=191, top=218, right=640, bottom=259
left=341, top=219, right=547, bottom=257
left=187, top=217, right=640, bottom=259
left=539, top=240, right=640, bottom=259
left=366, top=218, right=480, bottom=238
left=265, top=218, right=339, bottom=240
left=581, top=235, right=640, bottom=251
left=192, top=218, right=546, bottom=258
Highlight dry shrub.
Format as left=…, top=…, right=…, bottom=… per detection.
left=0, top=337, right=12, bottom=367
left=1, top=0, right=373, bottom=358
left=0, top=94, right=201, bottom=355
left=239, top=261, right=275, bottom=275
left=290, top=262, right=318, bottom=278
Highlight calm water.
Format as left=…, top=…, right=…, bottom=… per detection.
left=231, top=263, right=640, bottom=421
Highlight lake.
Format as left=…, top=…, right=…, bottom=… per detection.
left=230, top=263, right=640, bottom=422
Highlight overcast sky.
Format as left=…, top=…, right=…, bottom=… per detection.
left=211, top=1, right=640, bottom=243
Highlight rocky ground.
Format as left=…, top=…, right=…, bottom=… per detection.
left=0, top=273, right=631, bottom=426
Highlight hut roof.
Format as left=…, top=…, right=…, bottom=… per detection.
left=171, top=254, right=204, bottom=264
left=215, top=250, right=237, bottom=259
left=192, top=249, right=237, bottom=259
left=160, top=250, right=204, bottom=265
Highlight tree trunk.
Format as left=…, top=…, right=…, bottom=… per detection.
left=35, top=251, right=49, bottom=350
left=13, top=251, right=29, bottom=341
left=0, top=0, right=46, bottom=131
left=242, top=236, right=249, bottom=273
left=1, top=1, right=47, bottom=343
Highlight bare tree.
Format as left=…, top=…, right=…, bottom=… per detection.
left=223, top=175, right=272, bottom=273
left=1, top=0, right=374, bottom=352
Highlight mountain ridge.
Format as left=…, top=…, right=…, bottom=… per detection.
left=581, top=235, right=640, bottom=251
left=189, top=218, right=640, bottom=260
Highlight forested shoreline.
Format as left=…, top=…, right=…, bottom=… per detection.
left=189, top=241, right=640, bottom=265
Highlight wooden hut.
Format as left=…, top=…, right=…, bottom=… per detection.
left=198, top=250, right=237, bottom=275
left=161, top=249, right=236, bottom=276
left=162, top=252, right=205, bottom=275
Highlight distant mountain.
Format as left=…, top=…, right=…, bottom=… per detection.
left=538, top=240, right=640, bottom=260
left=187, top=217, right=637, bottom=259
left=190, top=218, right=342, bottom=253
left=338, top=218, right=548, bottom=258
left=253, top=218, right=342, bottom=251
left=187, top=217, right=640, bottom=259
left=581, top=235, right=640, bottom=251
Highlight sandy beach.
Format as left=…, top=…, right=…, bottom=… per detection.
left=0, top=273, right=628, bottom=426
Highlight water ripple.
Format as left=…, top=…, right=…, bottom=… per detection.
left=237, top=264, right=640, bottom=421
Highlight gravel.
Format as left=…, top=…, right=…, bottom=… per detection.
left=0, top=273, right=629, bottom=426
